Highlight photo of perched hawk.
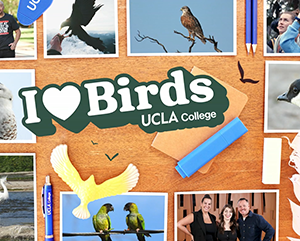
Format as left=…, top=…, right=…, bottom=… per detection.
left=0, top=83, right=17, bottom=140
left=180, top=6, right=206, bottom=44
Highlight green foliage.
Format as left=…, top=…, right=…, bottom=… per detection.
left=3, top=0, right=19, bottom=19
left=0, top=156, right=33, bottom=173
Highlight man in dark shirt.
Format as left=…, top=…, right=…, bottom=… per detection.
left=0, top=1, right=21, bottom=58
left=237, top=198, right=275, bottom=241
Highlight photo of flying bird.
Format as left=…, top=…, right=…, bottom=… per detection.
left=0, top=83, right=17, bottom=140
left=180, top=6, right=206, bottom=44
left=50, top=144, right=139, bottom=219
left=60, top=0, right=106, bottom=51
left=124, top=202, right=151, bottom=241
left=277, top=79, right=300, bottom=107
left=93, top=203, right=114, bottom=241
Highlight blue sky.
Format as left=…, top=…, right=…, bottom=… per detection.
left=0, top=70, right=35, bottom=143
left=128, top=0, right=235, bottom=55
left=61, top=192, right=167, bottom=241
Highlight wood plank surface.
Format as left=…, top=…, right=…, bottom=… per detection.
left=0, top=0, right=298, bottom=240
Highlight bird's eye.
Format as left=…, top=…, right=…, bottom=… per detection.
left=293, top=87, right=299, bottom=94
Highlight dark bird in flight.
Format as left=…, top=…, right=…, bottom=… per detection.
left=277, top=79, right=300, bottom=107
left=238, top=61, right=259, bottom=84
left=61, top=0, right=106, bottom=52
left=180, top=6, right=206, bottom=44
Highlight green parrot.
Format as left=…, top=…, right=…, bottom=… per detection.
left=93, top=203, right=114, bottom=241
left=124, top=202, right=151, bottom=241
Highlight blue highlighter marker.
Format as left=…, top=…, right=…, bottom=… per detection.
left=17, top=0, right=53, bottom=26
left=175, top=117, right=248, bottom=178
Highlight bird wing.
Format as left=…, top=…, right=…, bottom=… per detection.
left=71, top=25, right=106, bottom=51
left=73, top=0, right=102, bottom=26
left=126, top=214, right=129, bottom=227
left=50, top=144, right=84, bottom=193
left=193, top=16, right=204, bottom=36
left=92, top=214, right=98, bottom=231
left=107, top=215, right=112, bottom=230
left=137, top=213, right=145, bottom=230
left=238, top=61, right=244, bottom=80
left=92, top=164, right=139, bottom=201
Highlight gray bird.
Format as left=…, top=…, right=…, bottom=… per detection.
left=0, top=83, right=17, bottom=140
left=277, top=79, right=300, bottom=107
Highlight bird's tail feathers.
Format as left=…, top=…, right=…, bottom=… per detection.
left=72, top=204, right=90, bottom=219
left=99, top=234, right=112, bottom=241
left=137, top=233, right=146, bottom=241
left=195, top=33, right=206, bottom=44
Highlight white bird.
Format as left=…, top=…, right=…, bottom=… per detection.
left=50, top=144, right=140, bottom=219
left=0, top=176, right=10, bottom=202
left=0, top=83, right=17, bottom=140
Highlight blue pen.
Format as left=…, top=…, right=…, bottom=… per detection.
left=42, top=175, right=54, bottom=241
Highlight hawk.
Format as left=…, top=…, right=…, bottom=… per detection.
left=0, top=83, right=17, bottom=140
left=180, top=6, right=206, bottom=44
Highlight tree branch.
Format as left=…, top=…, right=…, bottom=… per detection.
left=204, top=35, right=222, bottom=53
left=174, top=30, right=222, bottom=53
left=135, top=30, right=168, bottom=53
left=63, top=230, right=164, bottom=237
left=174, top=30, right=195, bottom=52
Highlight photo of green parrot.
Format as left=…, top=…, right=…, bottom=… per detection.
left=124, top=202, right=151, bottom=241
left=92, top=203, right=114, bottom=241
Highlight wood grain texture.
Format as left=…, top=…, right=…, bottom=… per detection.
left=0, top=0, right=298, bottom=240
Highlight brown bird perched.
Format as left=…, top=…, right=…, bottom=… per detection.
left=180, top=6, right=206, bottom=44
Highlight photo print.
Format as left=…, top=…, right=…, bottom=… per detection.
left=0, top=153, right=36, bottom=240
left=0, top=0, right=37, bottom=60
left=0, top=69, right=36, bottom=143
left=61, top=192, right=167, bottom=241
left=264, top=0, right=300, bottom=56
left=127, top=0, right=236, bottom=56
left=44, top=0, right=118, bottom=58
left=175, top=190, right=278, bottom=241
left=265, top=61, right=300, bottom=132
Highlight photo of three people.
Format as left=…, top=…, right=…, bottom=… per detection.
left=175, top=191, right=278, bottom=241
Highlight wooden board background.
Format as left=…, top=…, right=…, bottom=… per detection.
left=0, top=0, right=298, bottom=240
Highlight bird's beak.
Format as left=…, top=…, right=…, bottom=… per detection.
left=277, top=92, right=290, bottom=102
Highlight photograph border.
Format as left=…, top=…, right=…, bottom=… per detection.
left=264, top=60, right=300, bottom=133
left=126, top=0, right=237, bottom=57
left=174, top=189, right=279, bottom=241
left=0, top=152, right=36, bottom=240
left=60, top=191, right=168, bottom=241
left=0, top=69, right=36, bottom=143
left=264, top=1, right=300, bottom=56
left=43, top=0, right=119, bottom=59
